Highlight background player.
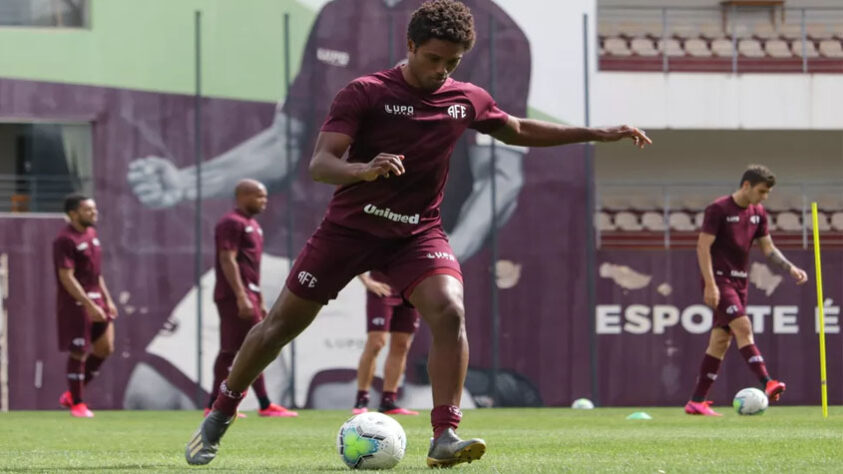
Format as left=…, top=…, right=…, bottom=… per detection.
left=186, top=0, right=650, bottom=468
left=353, top=271, right=420, bottom=416
left=685, top=165, right=808, bottom=416
left=54, top=195, right=118, bottom=418
left=207, top=179, right=298, bottom=418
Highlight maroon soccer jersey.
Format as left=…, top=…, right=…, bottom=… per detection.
left=213, top=210, right=264, bottom=302
left=53, top=224, right=103, bottom=310
left=320, top=66, right=509, bottom=238
left=701, top=195, right=769, bottom=288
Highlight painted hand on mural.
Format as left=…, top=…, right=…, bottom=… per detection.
left=126, top=156, right=186, bottom=208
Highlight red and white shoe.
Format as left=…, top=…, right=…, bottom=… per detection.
left=70, top=402, right=94, bottom=418
left=379, top=406, right=419, bottom=416
left=765, top=379, right=786, bottom=402
left=351, top=407, right=369, bottom=415
left=204, top=408, right=247, bottom=419
left=59, top=391, right=73, bottom=408
left=258, top=403, right=298, bottom=418
left=684, top=400, right=721, bottom=416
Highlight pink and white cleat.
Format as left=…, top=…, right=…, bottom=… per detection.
left=258, top=403, right=298, bottom=418
left=351, top=407, right=369, bottom=415
left=59, top=391, right=73, bottom=408
left=684, top=400, right=721, bottom=416
left=70, top=402, right=94, bottom=418
left=204, top=408, right=247, bottom=419
left=765, top=379, right=786, bottom=402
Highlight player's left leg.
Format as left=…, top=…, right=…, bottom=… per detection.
left=379, top=330, right=418, bottom=415
left=729, top=315, right=785, bottom=401
left=86, top=321, right=114, bottom=387
left=685, top=327, right=731, bottom=416
left=253, top=374, right=298, bottom=417
left=409, top=275, right=485, bottom=467
left=186, top=289, right=323, bottom=465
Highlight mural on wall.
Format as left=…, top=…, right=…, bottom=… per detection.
left=2, top=0, right=595, bottom=410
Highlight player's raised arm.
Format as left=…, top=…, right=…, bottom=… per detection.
left=756, top=235, right=808, bottom=284
left=309, top=132, right=405, bottom=185
left=489, top=117, right=651, bottom=149
left=696, top=232, right=720, bottom=308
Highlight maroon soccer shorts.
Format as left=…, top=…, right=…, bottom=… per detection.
left=366, top=291, right=420, bottom=334
left=285, top=221, right=463, bottom=305
left=713, top=281, right=748, bottom=328
left=216, top=294, right=263, bottom=352
left=57, top=299, right=111, bottom=352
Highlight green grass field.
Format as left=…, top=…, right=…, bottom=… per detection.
left=1, top=407, right=841, bottom=472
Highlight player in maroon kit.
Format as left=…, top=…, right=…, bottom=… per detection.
left=186, top=0, right=649, bottom=467
left=684, top=165, right=808, bottom=416
left=353, top=271, right=421, bottom=416
left=206, top=179, right=298, bottom=418
left=54, top=195, right=118, bottom=418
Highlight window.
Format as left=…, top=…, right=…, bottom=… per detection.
left=0, top=122, right=93, bottom=213
left=0, top=0, right=88, bottom=28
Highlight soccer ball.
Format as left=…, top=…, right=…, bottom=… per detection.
left=571, top=398, right=595, bottom=409
left=337, top=412, right=406, bottom=469
left=733, top=387, right=768, bottom=415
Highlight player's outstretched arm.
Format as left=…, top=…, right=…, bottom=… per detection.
left=756, top=235, right=808, bottom=284
left=309, top=132, right=405, bottom=185
left=490, top=117, right=651, bottom=149
left=126, top=111, right=302, bottom=208
left=697, top=232, right=720, bottom=308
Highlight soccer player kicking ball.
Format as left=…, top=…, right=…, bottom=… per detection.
left=684, top=165, right=808, bottom=416
left=353, top=271, right=421, bottom=416
left=206, top=179, right=297, bottom=419
left=185, top=0, right=649, bottom=467
left=54, top=195, right=119, bottom=417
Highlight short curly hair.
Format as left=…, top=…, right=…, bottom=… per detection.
left=741, top=164, right=776, bottom=188
left=407, top=0, right=476, bottom=51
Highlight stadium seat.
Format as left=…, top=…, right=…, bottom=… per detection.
left=807, top=24, right=834, bottom=41
left=807, top=211, right=832, bottom=231
left=791, top=39, right=819, bottom=58
left=631, top=37, right=659, bottom=56
left=765, top=39, right=792, bottom=58
left=685, top=38, right=712, bottom=57
left=779, top=23, right=803, bottom=41
left=753, top=23, right=778, bottom=40
left=694, top=211, right=704, bottom=228
left=819, top=39, right=843, bottom=58
left=699, top=23, right=724, bottom=41
left=831, top=212, right=843, bottom=231
left=668, top=211, right=696, bottom=231
left=776, top=211, right=802, bottom=231
left=738, top=38, right=765, bottom=57
left=595, top=211, right=616, bottom=231
left=641, top=211, right=666, bottom=231
left=604, top=37, right=632, bottom=56
left=711, top=38, right=735, bottom=57
left=658, top=38, right=685, bottom=57
left=615, top=211, right=643, bottom=231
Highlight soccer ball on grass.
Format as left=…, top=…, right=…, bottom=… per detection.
left=733, top=387, right=768, bottom=415
left=337, top=412, right=406, bottom=469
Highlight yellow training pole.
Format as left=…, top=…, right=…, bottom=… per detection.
left=811, top=203, right=829, bottom=418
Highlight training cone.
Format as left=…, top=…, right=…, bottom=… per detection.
left=626, top=411, right=652, bottom=420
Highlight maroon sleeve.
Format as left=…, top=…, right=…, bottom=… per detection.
left=754, top=206, right=770, bottom=240
left=53, top=236, right=75, bottom=270
left=320, top=80, right=370, bottom=137
left=701, top=203, right=722, bottom=236
left=467, top=85, right=509, bottom=134
left=215, top=218, right=243, bottom=253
